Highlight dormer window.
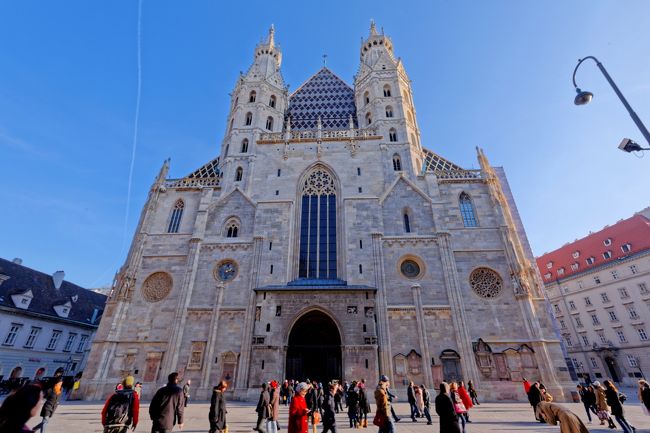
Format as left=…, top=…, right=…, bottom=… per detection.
left=603, top=251, right=612, bottom=260
left=603, top=238, right=612, bottom=246
left=546, top=262, right=553, bottom=269
left=544, top=273, right=551, bottom=280
left=11, top=290, right=33, bottom=310
left=557, top=268, right=565, bottom=276
left=621, top=243, right=631, bottom=253
left=572, top=251, right=580, bottom=259
left=571, top=263, right=579, bottom=271
left=586, top=257, right=595, bottom=265
left=53, top=301, right=72, bottom=318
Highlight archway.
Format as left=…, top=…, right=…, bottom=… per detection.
left=605, top=356, right=620, bottom=383
left=286, top=310, right=342, bottom=384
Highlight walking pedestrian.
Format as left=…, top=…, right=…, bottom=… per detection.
left=449, top=382, right=467, bottom=433
left=269, top=380, right=281, bottom=433
left=334, top=383, right=344, bottom=413
left=406, top=381, right=419, bottom=422
left=593, top=381, right=616, bottom=428
left=346, top=381, right=359, bottom=428
left=322, top=383, right=337, bottom=433
left=33, top=376, right=63, bottom=433
left=576, top=384, right=596, bottom=423
left=536, top=401, right=589, bottom=433
left=358, top=381, right=371, bottom=428
left=435, top=382, right=461, bottom=433
left=638, top=380, right=650, bottom=416
left=604, top=380, right=635, bottom=433
left=373, top=375, right=392, bottom=433
left=288, top=383, right=311, bottom=433
left=527, top=382, right=543, bottom=422
left=0, top=383, right=43, bottom=433
left=386, top=385, right=400, bottom=422
left=420, top=384, right=432, bottom=425
left=522, top=377, right=531, bottom=394
left=183, top=379, right=191, bottom=407
left=209, top=381, right=227, bottom=433
left=101, top=376, right=140, bottom=433
left=135, top=382, right=143, bottom=399
left=254, top=382, right=271, bottom=433
left=457, top=381, right=473, bottom=423
left=414, top=385, right=424, bottom=418
left=467, top=380, right=479, bottom=406
left=149, top=372, right=185, bottom=433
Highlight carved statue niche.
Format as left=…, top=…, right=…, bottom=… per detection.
left=472, top=338, right=494, bottom=377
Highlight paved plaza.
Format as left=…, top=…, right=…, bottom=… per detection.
left=32, top=400, right=649, bottom=433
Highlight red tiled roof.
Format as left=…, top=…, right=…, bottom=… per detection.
left=536, top=214, right=650, bottom=282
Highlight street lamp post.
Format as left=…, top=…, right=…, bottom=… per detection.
left=572, top=56, right=650, bottom=152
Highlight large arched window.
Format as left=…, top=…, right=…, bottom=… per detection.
left=298, top=168, right=337, bottom=280
left=459, top=192, right=478, bottom=227
left=241, top=139, right=249, bottom=153
left=392, top=154, right=402, bottom=171
left=266, top=116, right=274, bottom=131
left=389, top=128, right=398, bottom=142
left=167, top=199, right=184, bottom=233
left=235, top=167, right=243, bottom=182
left=225, top=218, right=240, bottom=238
left=385, top=106, right=394, bottom=118
left=383, top=85, right=392, bottom=97
left=269, top=95, right=276, bottom=108
left=249, top=90, right=256, bottom=103
left=245, top=112, right=253, bottom=126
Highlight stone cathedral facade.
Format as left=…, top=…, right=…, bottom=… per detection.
left=84, top=24, right=573, bottom=401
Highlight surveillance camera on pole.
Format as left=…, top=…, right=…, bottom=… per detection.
left=618, top=138, right=649, bottom=153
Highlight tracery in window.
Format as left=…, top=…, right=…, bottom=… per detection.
left=225, top=218, right=240, bottom=238
left=167, top=200, right=184, bottom=233
left=298, top=168, right=337, bottom=279
left=392, top=154, right=402, bottom=171
left=389, top=128, right=398, bottom=142
left=383, top=85, right=392, bottom=97
left=249, top=90, right=256, bottom=103
left=235, top=167, right=243, bottom=182
left=245, top=112, right=252, bottom=126
left=459, top=192, right=478, bottom=227
left=385, top=106, right=394, bottom=118
left=469, top=267, right=503, bottom=299
left=269, top=95, right=276, bottom=108
left=266, top=116, right=274, bottom=131
left=241, top=139, right=249, bottom=153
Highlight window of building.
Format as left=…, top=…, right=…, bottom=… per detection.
left=603, top=251, right=612, bottom=260
left=359, top=264, right=363, bottom=274
left=640, top=283, right=649, bottom=294
left=76, top=335, right=88, bottom=353
left=269, top=95, right=276, bottom=108
left=611, top=270, right=619, bottom=279
left=270, top=264, right=274, bottom=274
left=188, top=341, right=206, bottom=369
left=604, top=238, right=612, bottom=246
left=235, top=167, right=243, bottom=182
left=403, top=212, right=412, bottom=233
left=24, top=327, right=40, bottom=349
left=167, top=200, right=184, bottom=233
left=565, top=335, right=573, bottom=347
left=630, top=265, right=638, bottom=274
left=584, top=297, right=592, bottom=306
left=459, top=192, right=478, bottom=228
left=586, top=257, right=595, bottom=265
left=638, top=328, right=648, bottom=341
left=575, top=316, right=583, bottom=327
left=617, top=330, right=627, bottom=343
left=357, top=167, right=361, bottom=176
left=266, top=116, right=274, bottom=131
left=619, top=287, right=630, bottom=299
left=547, top=262, right=553, bottom=269
left=571, top=263, right=579, bottom=271
left=245, top=112, right=253, bottom=126
left=598, top=332, right=607, bottom=344
left=241, top=139, right=249, bottom=153
left=298, top=167, right=337, bottom=279
left=365, top=112, right=372, bottom=125
left=594, top=276, right=601, bottom=284
left=46, top=331, right=61, bottom=350
left=572, top=251, right=580, bottom=259
left=249, top=90, right=256, bottom=103
left=63, top=333, right=77, bottom=352
left=544, top=273, right=551, bottom=280
left=275, top=306, right=281, bottom=317
left=628, top=305, right=639, bottom=319
left=385, top=106, right=394, bottom=118
left=608, top=310, right=618, bottom=321
left=621, top=243, right=632, bottom=253
left=383, top=85, right=391, bottom=97
left=359, top=239, right=363, bottom=249
left=591, top=314, right=600, bottom=325
left=627, top=354, right=638, bottom=367
left=554, top=304, right=561, bottom=314
left=364, top=91, right=370, bottom=105
left=590, top=357, right=598, bottom=368
left=560, top=320, right=566, bottom=329
left=601, top=292, right=609, bottom=302
left=568, top=301, right=576, bottom=310
left=389, top=128, right=398, bottom=142
left=225, top=220, right=239, bottom=238
left=581, top=335, right=589, bottom=346
left=3, top=324, right=21, bottom=346
left=578, top=280, right=584, bottom=289
left=392, top=154, right=402, bottom=171
left=558, top=268, right=565, bottom=276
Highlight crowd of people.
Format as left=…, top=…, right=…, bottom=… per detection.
left=1, top=372, right=649, bottom=433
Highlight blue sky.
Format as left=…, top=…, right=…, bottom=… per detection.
left=1, top=1, right=649, bottom=288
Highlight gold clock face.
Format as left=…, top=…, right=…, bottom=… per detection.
left=215, top=260, right=238, bottom=282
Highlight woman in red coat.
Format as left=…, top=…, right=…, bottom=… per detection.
left=288, top=383, right=311, bottom=433
left=457, top=381, right=474, bottom=422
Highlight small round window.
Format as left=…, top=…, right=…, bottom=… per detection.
left=400, top=259, right=421, bottom=279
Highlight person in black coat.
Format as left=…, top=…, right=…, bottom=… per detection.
left=209, top=381, right=228, bottom=433
left=33, top=377, right=62, bottom=433
left=386, top=386, right=400, bottom=422
left=322, top=383, right=337, bottom=433
left=346, top=382, right=359, bottom=428
left=576, top=384, right=597, bottom=423
left=149, top=372, right=185, bottom=433
left=435, top=383, right=461, bottom=433
left=407, top=381, right=419, bottom=421
left=604, top=380, right=634, bottom=433
left=641, top=381, right=650, bottom=414
left=527, top=382, right=543, bottom=422
left=255, top=383, right=271, bottom=433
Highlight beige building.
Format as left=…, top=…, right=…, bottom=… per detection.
left=537, top=209, right=650, bottom=387
left=83, top=24, right=572, bottom=401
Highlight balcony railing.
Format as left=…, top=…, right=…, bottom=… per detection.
left=164, top=177, right=221, bottom=189
left=258, top=127, right=380, bottom=143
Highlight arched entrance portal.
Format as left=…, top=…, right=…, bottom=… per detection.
left=286, top=311, right=342, bottom=384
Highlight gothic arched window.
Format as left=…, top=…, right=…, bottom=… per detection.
left=269, top=95, right=276, bottom=108
left=245, top=112, right=253, bottom=126
left=235, top=167, right=243, bottom=182
left=266, top=116, right=274, bottom=131
left=389, top=128, right=398, bottom=142
left=241, top=139, right=249, bottom=153
left=298, top=168, right=337, bottom=280
left=364, top=91, right=370, bottom=105
left=365, top=112, right=372, bottom=126
left=403, top=211, right=412, bottom=233
left=385, top=106, right=394, bottom=118
left=167, top=199, right=184, bottom=233
left=225, top=219, right=240, bottom=238
left=459, top=192, right=478, bottom=227
left=392, top=154, right=402, bottom=171
left=249, top=90, right=256, bottom=103
left=383, top=85, right=392, bottom=97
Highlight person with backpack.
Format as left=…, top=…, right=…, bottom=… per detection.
left=101, top=376, right=140, bottom=433
left=149, top=372, right=185, bottom=433
left=32, top=376, right=63, bottom=433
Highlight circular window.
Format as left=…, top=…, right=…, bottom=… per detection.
left=142, top=272, right=173, bottom=303
left=214, top=260, right=239, bottom=282
left=400, top=259, right=422, bottom=279
left=469, top=267, right=503, bottom=299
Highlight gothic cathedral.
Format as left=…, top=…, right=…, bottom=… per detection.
left=84, top=24, right=572, bottom=400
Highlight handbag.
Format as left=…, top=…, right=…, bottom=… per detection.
left=312, top=411, right=321, bottom=424
left=373, top=412, right=387, bottom=427
left=453, top=401, right=467, bottom=414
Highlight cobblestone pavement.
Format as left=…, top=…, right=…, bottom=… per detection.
left=33, top=401, right=648, bottom=433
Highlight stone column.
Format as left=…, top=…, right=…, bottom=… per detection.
left=411, top=284, right=434, bottom=387
left=371, top=233, right=393, bottom=379
left=437, top=233, right=481, bottom=387
left=201, top=284, right=225, bottom=396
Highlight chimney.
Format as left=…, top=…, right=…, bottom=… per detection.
left=12, top=258, right=23, bottom=265
left=52, top=271, right=65, bottom=289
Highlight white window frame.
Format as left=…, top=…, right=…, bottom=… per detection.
left=3, top=324, right=22, bottom=346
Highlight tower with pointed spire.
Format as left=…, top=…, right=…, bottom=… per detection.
left=83, top=24, right=573, bottom=403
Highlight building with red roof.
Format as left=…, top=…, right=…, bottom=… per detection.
left=536, top=208, right=650, bottom=386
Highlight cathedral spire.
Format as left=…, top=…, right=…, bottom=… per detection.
left=369, top=19, right=377, bottom=36
left=267, top=24, right=275, bottom=49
